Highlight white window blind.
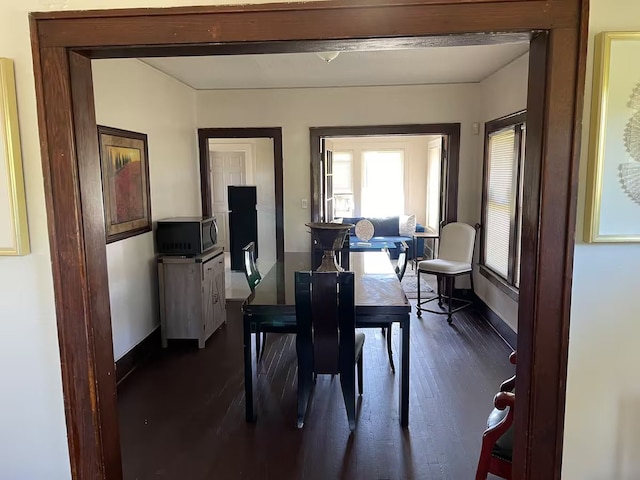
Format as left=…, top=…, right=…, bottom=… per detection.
left=485, top=128, right=516, bottom=279
left=333, top=152, right=353, bottom=194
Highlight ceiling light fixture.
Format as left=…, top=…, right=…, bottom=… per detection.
left=316, top=51, right=340, bottom=63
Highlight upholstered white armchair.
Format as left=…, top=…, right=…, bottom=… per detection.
left=416, top=222, right=479, bottom=323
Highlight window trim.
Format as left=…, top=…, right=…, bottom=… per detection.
left=479, top=264, right=520, bottom=302
left=480, top=110, right=527, bottom=290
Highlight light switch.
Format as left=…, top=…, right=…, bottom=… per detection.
left=472, top=122, right=480, bottom=135
left=301, top=199, right=308, bottom=209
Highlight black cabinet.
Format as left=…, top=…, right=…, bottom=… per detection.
left=228, top=186, right=258, bottom=271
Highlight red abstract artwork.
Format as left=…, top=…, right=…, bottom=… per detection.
left=107, top=146, right=144, bottom=223
left=99, top=126, right=151, bottom=243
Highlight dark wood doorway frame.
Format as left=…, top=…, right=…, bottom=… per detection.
left=198, top=127, right=285, bottom=262
left=310, top=124, right=460, bottom=225
left=30, top=1, right=587, bottom=479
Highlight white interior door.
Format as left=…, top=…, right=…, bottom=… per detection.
left=210, top=150, right=247, bottom=251
left=321, top=138, right=334, bottom=222
left=426, top=137, right=442, bottom=232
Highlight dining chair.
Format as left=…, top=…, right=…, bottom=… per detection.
left=295, top=271, right=364, bottom=431
left=476, top=351, right=517, bottom=480
left=242, top=242, right=266, bottom=359
left=416, top=222, right=479, bottom=324
left=381, top=240, right=409, bottom=372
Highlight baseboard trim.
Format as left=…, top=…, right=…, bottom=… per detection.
left=473, top=294, right=517, bottom=350
left=115, top=326, right=161, bottom=386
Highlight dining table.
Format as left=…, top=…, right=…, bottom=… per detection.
left=242, top=251, right=412, bottom=427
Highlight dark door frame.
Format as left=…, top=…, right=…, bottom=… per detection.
left=198, top=127, right=285, bottom=262
left=29, top=1, right=588, bottom=479
left=309, top=124, right=460, bottom=225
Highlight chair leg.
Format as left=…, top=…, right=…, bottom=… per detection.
left=255, top=331, right=261, bottom=361
left=340, top=367, right=357, bottom=431
left=417, top=270, right=422, bottom=318
left=469, top=269, right=475, bottom=295
left=447, top=277, right=454, bottom=324
left=259, top=332, right=268, bottom=360
left=475, top=436, right=493, bottom=480
left=437, top=275, right=443, bottom=307
left=386, top=325, right=395, bottom=373
left=296, top=336, right=314, bottom=429
left=357, top=354, right=364, bottom=395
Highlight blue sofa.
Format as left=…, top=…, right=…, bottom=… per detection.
left=341, top=216, right=425, bottom=260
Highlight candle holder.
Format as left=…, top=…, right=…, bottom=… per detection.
left=305, top=222, right=354, bottom=271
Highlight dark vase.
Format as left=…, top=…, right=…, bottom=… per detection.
left=305, top=222, right=354, bottom=272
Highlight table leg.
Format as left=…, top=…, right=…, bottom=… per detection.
left=413, top=235, right=418, bottom=271
left=244, top=314, right=256, bottom=422
left=399, top=314, right=410, bottom=427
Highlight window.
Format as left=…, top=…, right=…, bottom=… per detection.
left=481, top=111, right=526, bottom=290
left=361, top=150, right=404, bottom=217
left=333, top=151, right=354, bottom=217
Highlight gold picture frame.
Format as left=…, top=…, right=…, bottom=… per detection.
left=0, top=58, right=29, bottom=255
left=585, top=32, right=640, bottom=243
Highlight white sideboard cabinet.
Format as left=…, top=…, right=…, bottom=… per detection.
left=158, top=247, right=226, bottom=348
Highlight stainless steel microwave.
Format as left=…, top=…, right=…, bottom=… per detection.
left=155, top=216, right=218, bottom=256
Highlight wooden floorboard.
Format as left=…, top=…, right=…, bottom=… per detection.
left=118, top=300, right=513, bottom=479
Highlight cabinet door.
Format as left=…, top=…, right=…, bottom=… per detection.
left=202, top=259, right=216, bottom=338
left=212, top=254, right=226, bottom=330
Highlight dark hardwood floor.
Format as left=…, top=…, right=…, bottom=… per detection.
left=118, top=300, right=513, bottom=480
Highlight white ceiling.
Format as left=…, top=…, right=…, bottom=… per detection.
left=140, top=43, right=529, bottom=90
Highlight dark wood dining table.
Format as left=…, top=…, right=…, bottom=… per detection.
left=242, top=251, right=412, bottom=427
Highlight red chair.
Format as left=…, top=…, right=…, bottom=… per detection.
left=476, top=352, right=516, bottom=480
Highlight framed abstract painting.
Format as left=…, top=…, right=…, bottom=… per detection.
left=585, top=32, right=640, bottom=243
left=98, top=126, right=151, bottom=243
left=0, top=58, right=29, bottom=255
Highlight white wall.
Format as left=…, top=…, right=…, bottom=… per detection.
left=474, top=53, right=530, bottom=332
left=563, top=1, right=640, bottom=478
left=197, top=84, right=482, bottom=252
left=331, top=135, right=439, bottom=224
left=92, top=59, right=199, bottom=361
left=0, top=4, right=67, bottom=479
left=253, top=138, right=277, bottom=268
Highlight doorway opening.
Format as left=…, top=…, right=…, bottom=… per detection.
left=30, top=2, right=586, bottom=479
left=311, top=124, right=459, bottom=230
left=198, top=127, right=285, bottom=262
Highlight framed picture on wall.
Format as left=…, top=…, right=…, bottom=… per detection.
left=98, top=125, right=151, bottom=243
left=0, top=58, right=29, bottom=255
left=585, top=32, right=640, bottom=243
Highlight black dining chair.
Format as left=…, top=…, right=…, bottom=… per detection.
left=380, top=240, right=408, bottom=372
left=295, top=271, right=364, bottom=431
left=243, top=242, right=293, bottom=361
left=242, top=242, right=267, bottom=359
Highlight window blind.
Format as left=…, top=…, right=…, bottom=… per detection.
left=485, top=128, right=516, bottom=279
left=333, top=152, right=353, bottom=194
